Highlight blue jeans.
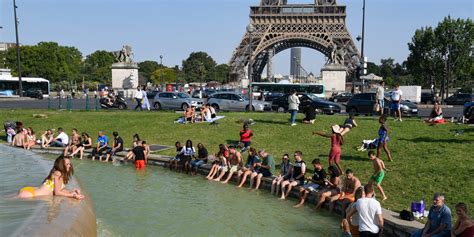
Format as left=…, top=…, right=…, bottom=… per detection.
left=290, top=110, right=297, bottom=124
left=50, top=140, right=66, bottom=147
left=411, top=229, right=450, bottom=237
left=190, top=160, right=206, bottom=168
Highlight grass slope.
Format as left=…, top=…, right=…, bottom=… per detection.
left=1, top=109, right=472, bottom=215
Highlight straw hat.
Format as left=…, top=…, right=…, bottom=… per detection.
left=331, top=125, right=341, bottom=134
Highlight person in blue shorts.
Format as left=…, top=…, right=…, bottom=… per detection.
left=376, top=115, right=393, bottom=162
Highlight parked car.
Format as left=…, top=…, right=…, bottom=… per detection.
left=23, top=88, right=44, bottom=99
left=329, top=92, right=353, bottom=103
left=464, top=102, right=474, bottom=123
left=191, top=89, right=217, bottom=99
left=444, top=93, right=474, bottom=105
left=346, top=92, right=418, bottom=116
left=153, top=92, right=203, bottom=110
left=421, top=92, right=436, bottom=104
left=207, top=92, right=271, bottom=112
left=271, top=93, right=342, bottom=115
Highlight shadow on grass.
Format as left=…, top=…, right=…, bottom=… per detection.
left=450, top=127, right=474, bottom=134
left=399, top=137, right=472, bottom=144
left=225, top=140, right=240, bottom=146
left=252, top=119, right=289, bottom=125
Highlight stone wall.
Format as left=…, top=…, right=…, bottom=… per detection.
left=32, top=146, right=423, bottom=237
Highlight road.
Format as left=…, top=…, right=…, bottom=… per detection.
left=0, top=97, right=465, bottom=118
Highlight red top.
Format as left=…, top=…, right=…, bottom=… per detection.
left=331, top=134, right=342, bottom=151
left=240, top=129, right=253, bottom=142
left=459, top=225, right=474, bottom=237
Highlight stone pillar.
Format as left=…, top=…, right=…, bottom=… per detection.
left=321, top=64, right=347, bottom=97
left=267, top=48, right=274, bottom=82
left=111, top=62, right=139, bottom=96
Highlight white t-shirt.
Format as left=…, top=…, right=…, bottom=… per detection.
left=355, top=197, right=382, bottom=234
left=376, top=86, right=385, bottom=100
left=57, top=132, right=69, bottom=145
left=391, top=88, right=403, bottom=101
left=181, top=146, right=195, bottom=156
left=134, top=90, right=143, bottom=99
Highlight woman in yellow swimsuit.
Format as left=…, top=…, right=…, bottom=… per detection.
left=17, top=155, right=84, bottom=200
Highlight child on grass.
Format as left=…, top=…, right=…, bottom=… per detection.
left=368, top=151, right=388, bottom=201
left=239, top=123, right=253, bottom=153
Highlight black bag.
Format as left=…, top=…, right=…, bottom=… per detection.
left=400, top=209, right=415, bottom=221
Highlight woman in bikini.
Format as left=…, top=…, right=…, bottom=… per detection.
left=17, top=155, right=84, bottom=200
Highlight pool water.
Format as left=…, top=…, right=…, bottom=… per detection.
left=0, top=145, right=341, bottom=237
left=73, top=160, right=341, bottom=237
left=0, top=145, right=51, bottom=236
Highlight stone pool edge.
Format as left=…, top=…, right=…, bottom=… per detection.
left=31, top=146, right=423, bottom=237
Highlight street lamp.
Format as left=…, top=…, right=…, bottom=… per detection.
left=246, top=23, right=255, bottom=112
left=13, top=0, right=23, bottom=97
left=159, top=55, right=163, bottom=90
left=359, top=0, right=366, bottom=93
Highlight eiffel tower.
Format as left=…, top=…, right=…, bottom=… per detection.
left=229, top=0, right=360, bottom=83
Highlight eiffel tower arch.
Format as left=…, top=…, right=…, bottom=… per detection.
left=229, top=0, right=361, bottom=84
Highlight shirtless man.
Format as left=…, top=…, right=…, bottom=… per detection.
left=219, top=146, right=242, bottom=183
left=184, top=108, right=194, bottom=123
left=330, top=169, right=361, bottom=213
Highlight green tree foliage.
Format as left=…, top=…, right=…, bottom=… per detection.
left=4, top=42, right=83, bottom=84
left=209, top=64, right=230, bottom=83
left=83, top=50, right=115, bottom=84
left=406, top=16, right=473, bottom=96
left=182, top=52, right=217, bottom=82
left=150, top=67, right=177, bottom=84
left=138, top=60, right=161, bottom=82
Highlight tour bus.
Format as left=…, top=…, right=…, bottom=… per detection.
left=250, top=82, right=325, bottom=100
left=0, top=69, right=50, bottom=98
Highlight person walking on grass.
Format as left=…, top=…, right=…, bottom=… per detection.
left=134, top=86, right=143, bottom=111
left=376, top=115, right=393, bottom=162
left=288, top=89, right=300, bottom=126
left=368, top=151, right=388, bottom=201
left=313, top=125, right=344, bottom=175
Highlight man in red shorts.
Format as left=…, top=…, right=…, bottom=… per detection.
left=128, top=141, right=147, bottom=169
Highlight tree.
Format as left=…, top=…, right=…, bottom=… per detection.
left=209, top=64, right=230, bottom=83
left=83, top=50, right=115, bottom=84
left=182, top=52, right=216, bottom=82
left=150, top=67, right=177, bottom=84
left=3, top=42, right=83, bottom=86
left=366, top=62, right=380, bottom=75
left=138, top=60, right=161, bottom=82
left=407, top=16, right=473, bottom=99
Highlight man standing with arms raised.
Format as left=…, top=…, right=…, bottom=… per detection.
left=347, top=184, right=384, bottom=237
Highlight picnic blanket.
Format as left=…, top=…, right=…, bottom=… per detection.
left=175, top=116, right=225, bottom=124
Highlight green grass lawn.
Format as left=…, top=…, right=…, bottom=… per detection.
left=1, top=109, right=473, bottom=215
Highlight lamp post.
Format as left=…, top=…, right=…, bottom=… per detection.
left=159, top=55, right=163, bottom=90
left=360, top=0, right=366, bottom=93
left=13, top=0, right=23, bottom=97
left=247, top=23, right=254, bottom=112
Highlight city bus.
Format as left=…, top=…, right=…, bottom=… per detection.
left=250, top=82, right=325, bottom=99
left=0, top=69, right=50, bottom=97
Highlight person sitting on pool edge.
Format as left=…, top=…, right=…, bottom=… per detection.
left=17, top=155, right=84, bottom=200
left=294, top=158, right=327, bottom=208
left=248, top=149, right=275, bottom=190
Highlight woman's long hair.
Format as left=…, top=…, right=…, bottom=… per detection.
left=185, top=139, right=193, bottom=148
left=43, top=155, right=74, bottom=185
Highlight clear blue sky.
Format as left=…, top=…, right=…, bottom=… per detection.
left=0, top=0, right=472, bottom=76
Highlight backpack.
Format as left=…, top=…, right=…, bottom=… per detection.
left=400, top=209, right=415, bottom=221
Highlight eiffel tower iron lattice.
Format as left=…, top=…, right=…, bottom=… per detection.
left=229, top=0, right=361, bottom=83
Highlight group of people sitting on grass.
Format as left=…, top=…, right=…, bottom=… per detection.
left=179, top=104, right=217, bottom=124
